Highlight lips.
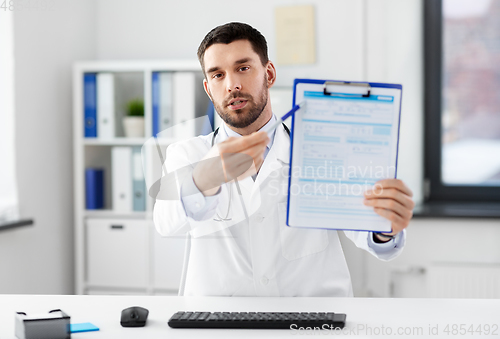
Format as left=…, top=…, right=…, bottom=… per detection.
left=228, top=98, right=248, bottom=110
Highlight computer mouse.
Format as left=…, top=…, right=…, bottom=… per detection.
left=120, top=306, right=149, bottom=327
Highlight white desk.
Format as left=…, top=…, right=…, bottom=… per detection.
left=0, top=295, right=499, bottom=338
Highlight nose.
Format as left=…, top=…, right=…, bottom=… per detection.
left=225, top=74, right=241, bottom=92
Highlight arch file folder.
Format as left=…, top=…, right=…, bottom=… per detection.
left=286, top=79, right=403, bottom=232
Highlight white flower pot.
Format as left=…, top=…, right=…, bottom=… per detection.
left=123, top=116, right=145, bottom=138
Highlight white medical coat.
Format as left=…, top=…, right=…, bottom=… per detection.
left=153, top=124, right=405, bottom=297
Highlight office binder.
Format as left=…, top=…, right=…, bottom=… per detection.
left=159, top=72, right=174, bottom=134
left=97, top=73, right=115, bottom=139
left=132, top=146, right=146, bottom=211
left=112, top=147, right=132, bottom=212
left=152, top=72, right=160, bottom=136
left=201, top=100, right=215, bottom=135
left=152, top=72, right=174, bottom=137
left=287, top=79, right=403, bottom=232
left=85, top=168, right=104, bottom=209
left=173, top=72, right=196, bottom=137
left=212, top=101, right=224, bottom=131
left=83, top=73, right=97, bottom=138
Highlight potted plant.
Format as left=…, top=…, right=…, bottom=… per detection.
left=123, top=98, right=145, bottom=137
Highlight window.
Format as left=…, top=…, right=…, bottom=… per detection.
left=0, top=11, right=19, bottom=222
left=424, top=0, right=500, bottom=202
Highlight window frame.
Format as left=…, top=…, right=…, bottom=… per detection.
left=424, top=0, right=500, bottom=202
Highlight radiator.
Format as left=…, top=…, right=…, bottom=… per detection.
left=427, top=264, right=500, bottom=299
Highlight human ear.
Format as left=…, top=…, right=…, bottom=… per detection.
left=265, top=61, right=277, bottom=88
left=203, top=79, right=213, bottom=101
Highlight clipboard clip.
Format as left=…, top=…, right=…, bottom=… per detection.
left=323, top=81, right=371, bottom=98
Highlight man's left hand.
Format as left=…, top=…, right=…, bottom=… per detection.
left=363, top=179, right=415, bottom=238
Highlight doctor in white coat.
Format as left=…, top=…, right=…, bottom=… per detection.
left=153, top=22, right=415, bottom=297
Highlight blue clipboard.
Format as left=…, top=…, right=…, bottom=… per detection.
left=286, top=79, right=403, bottom=232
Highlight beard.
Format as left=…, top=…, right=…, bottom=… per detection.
left=212, top=75, right=268, bottom=129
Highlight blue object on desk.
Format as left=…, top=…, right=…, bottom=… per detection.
left=70, top=323, right=99, bottom=333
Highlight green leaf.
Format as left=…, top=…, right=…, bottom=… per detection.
left=126, top=99, right=144, bottom=117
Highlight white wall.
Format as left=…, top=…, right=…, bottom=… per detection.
left=0, top=0, right=97, bottom=294
left=94, top=0, right=366, bottom=86
left=365, top=218, right=500, bottom=298
left=0, top=10, right=19, bottom=221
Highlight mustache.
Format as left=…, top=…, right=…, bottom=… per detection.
left=223, top=92, right=253, bottom=106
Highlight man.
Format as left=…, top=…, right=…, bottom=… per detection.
left=154, top=22, right=414, bottom=297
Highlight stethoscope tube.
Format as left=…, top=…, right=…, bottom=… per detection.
left=210, top=124, right=290, bottom=222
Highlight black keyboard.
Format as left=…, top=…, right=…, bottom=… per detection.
left=168, top=311, right=346, bottom=329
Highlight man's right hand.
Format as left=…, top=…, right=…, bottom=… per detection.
left=192, top=131, right=269, bottom=196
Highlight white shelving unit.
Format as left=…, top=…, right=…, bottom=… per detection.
left=72, top=60, right=207, bottom=295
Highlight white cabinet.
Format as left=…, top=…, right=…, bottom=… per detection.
left=86, top=218, right=148, bottom=289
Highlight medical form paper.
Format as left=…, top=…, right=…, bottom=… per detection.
left=287, top=80, right=402, bottom=232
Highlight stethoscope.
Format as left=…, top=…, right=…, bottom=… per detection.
left=211, top=124, right=290, bottom=222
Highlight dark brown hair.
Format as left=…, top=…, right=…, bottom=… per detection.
left=197, top=22, right=269, bottom=77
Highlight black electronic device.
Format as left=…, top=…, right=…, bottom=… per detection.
left=120, top=306, right=149, bottom=327
left=167, top=311, right=346, bottom=329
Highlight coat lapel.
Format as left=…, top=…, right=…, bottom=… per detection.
left=251, top=125, right=290, bottom=199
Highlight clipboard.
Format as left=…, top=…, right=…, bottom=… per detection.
left=286, top=79, right=403, bottom=232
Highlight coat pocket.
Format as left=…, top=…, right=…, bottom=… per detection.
left=278, top=202, right=329, bottom=261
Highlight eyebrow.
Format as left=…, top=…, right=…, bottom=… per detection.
left=234, top=57, right=252, bottom=65
left=206, top=57, right=254, bottom=75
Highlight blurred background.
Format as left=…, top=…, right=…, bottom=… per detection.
left=0, top=0, right=499, bottom=298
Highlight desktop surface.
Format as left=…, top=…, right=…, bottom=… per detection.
left=0, top=294, right=498, bottom=338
